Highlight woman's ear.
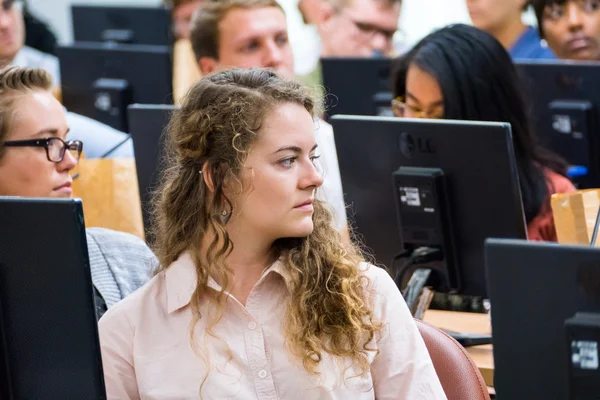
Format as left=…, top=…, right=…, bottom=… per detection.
left=201, top=163, right=215, bottom=193
left=203, top=162, right=236, bottom=195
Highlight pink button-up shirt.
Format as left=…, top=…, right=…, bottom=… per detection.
left=98, top=253, right=447, bottom=400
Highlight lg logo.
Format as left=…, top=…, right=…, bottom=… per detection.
left=555, top=72, right=582, bottom=92
left=95, top=92, right=112, bottom=112
left=399, top=132, right=436, bottom=158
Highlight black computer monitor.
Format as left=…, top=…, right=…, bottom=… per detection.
left=57, top=42, right=173, bottom=132
left=331, top=116, right=526, bottom=297
left=516, top=60, right=600, bottom=188
left=72, top=5, right=172, bottom=46
left=321, top=57, right=393, bottom=117
left=0, top=198, right=105, bottom=399
left=128, top=104, right=178, bottom=242
left=486, top=239, right=600, bottom=400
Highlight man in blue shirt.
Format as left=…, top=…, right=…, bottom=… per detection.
left=467, top=0, right=556, bottom=59
left=533, top=0, right=600, bottom=61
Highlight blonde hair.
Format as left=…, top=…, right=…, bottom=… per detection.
left=189, top=0, right=284, bottom=62
left=152, top=68, right=381, bottom=379
left=0, top=66, right=53, bottom=157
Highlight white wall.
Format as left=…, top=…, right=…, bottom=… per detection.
left=30, top=0, right=472, bottom=46
left=397, top=2, right=538, bottom=48
left=27, top=0, right=536, bottom=48
left=27, top=0, right=161, bottom=44
left=398, top=0, right=471, bottom=49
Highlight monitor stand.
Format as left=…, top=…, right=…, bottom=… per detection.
left=403, top=268, right=493, bottom=348
left=445, top=330, right=493, bottom=347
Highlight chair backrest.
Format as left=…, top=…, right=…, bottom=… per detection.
left=415, top=319, right=490, bottom=400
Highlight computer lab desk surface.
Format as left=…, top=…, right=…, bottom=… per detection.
left=423, top=310, right=495, bottom=390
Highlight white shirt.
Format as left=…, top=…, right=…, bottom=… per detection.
left=277, top=0, right=322, bottom=76
left=66, top=112, right=134, bottom=159
left=98, top=252, right=447, bottom=399
left=314, top=119, right=347, bottom=230
left=12, top=45, right=61, bottom=85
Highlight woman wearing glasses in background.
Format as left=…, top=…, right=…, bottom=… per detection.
left=391, top=24, right=575, bottom=243
left=0, top=66, right=155, bottom=319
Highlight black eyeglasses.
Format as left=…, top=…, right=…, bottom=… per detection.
left=3, top=137, right=83, bottom=163
left=1, top=0, right=22, bottom=13
left=339, top=11, right=397, bottom=42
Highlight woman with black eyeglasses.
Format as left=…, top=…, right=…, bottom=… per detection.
left=0, top=66, right=155, bottom=319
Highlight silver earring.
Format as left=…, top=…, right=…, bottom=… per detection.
left=220, top=209, right=231, bottom=224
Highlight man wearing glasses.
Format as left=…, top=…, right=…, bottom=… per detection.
left=317, top=0, right=402, bottom=58
left=296, top=0, right=401, bottom=89
left=0, top=0, right=60, bottom=84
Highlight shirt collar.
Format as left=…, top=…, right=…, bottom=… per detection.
left=164, top=252, right=292, bottom=314
left=11, top=47, right=27, bottom=68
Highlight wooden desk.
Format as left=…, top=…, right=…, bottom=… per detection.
left=423, top=310, right=495, bottom=388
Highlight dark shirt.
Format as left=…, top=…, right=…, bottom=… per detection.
left=23, top=9, right=58, bottom=56
left=93, top=286, right=108, bottom=320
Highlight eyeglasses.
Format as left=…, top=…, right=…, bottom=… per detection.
left=3, top=137, right=83, bottom=163
left=340, top=11, right=397, bottom=43
left=544, top=0, right=600, bottom=21
left=1, top=0, right=23, bottom=13
left=391, top=97, right=445, bottom=119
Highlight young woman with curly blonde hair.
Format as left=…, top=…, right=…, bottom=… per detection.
left=98, top=68, right=445, bottom=400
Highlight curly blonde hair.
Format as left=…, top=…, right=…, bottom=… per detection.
left=152, top=68, right=381, bottom=378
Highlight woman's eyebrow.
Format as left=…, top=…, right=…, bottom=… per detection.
left=272, top=144, right=318, bottom=155
left=406, top=92, right=444, bottom=107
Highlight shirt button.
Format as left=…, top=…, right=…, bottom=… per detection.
left=248, top=321, right=257, bottom=330
left=258, top=369, right=267, bottom=379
